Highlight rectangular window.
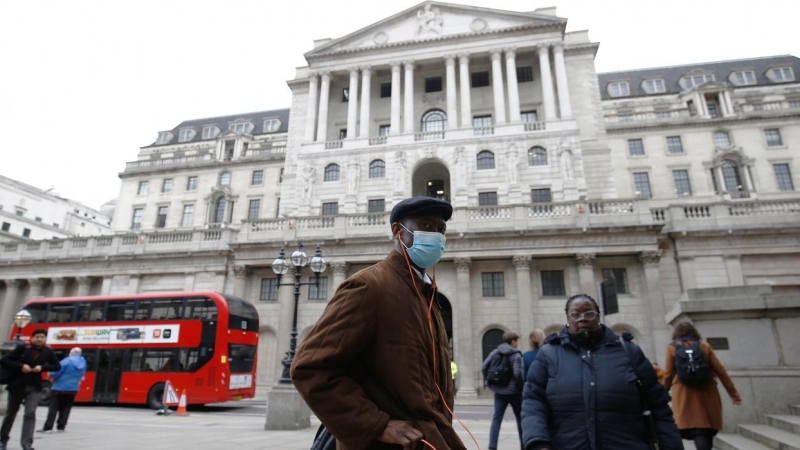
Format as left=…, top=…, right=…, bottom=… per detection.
left=15, top=210, right=23, bottom=217
left=1, top=222, right=9, bottom=232
left=161, top=179, right=173, bottom=194
left=342, top=87, right=349, bottom=102
left=275, top=197, right=281, bottom=218
left=186, top=176, right=198, bottom=191
left=131, top=208, right=143, bottom=230
left=339, top=129, right=347, bottom=140
left=541, top=270, right=566, bottom=296
left=765, top=129, right=783, bottom=147
left=531, top=188, right=552, bottom=203
left=156, top=206, right=168, bottom=228
left=672, top=170, right=692, bottom=197
left=608, top=82, right=630, bottom=97
left=481, top=272, right=505, bottom=297
left=202, top=127, right=218, bottom=139
left=774, top=164, right=795, bottom=191
left=137, top=181, right=149, bottom=196
left=425, top=77, right=442, bottom=93
left=22, top=228, right=31, bottom=238
left=666, top=136, right=684, bottom=154
left=378, top=125, right=391, bottom=136
left=473, top=115, right=492, bottom=128
left=471, top=71, right=490, bottom=88
left=259, top=279, right=278, bottom=301
left=642, top=79, right=666, bottom=94
left=478, top=192, right=498, bottom=206
left=707, top=102, right=719, bottom=118
left=321, top=202, right=339, bottom=216
left=770, top=67, right=795, bottom=82
left=178, top=129, right=194, bottom=142
left=380, top=83, right=391, bottom=98
left=516, top=66, right=533, bottom=82
left=248, top=199, right=261, bottom=220
left=520, top=111, right=538, bottom=123
left=367, top=199, right=385, bottom=213
left=263, top=119, right=281, bottom=132
left=633, top=172, right=652, bottom=199
left=308, top=276, right=329, bottom=301
left=627, top=139, right=645, bottom=156
left=602, top=269, right=629, bottom=295
left=251, top=170, right=264, bottom=186
left=181, top=204, right=194, bottom=227
left=733, top=71, right=756, bottom=85
left=34, top=217, right=42, bottom=222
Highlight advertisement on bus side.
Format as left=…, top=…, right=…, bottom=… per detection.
left=46, top=325, right=181, bottom=345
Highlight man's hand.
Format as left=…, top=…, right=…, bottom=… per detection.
left=377, top=420, right=423, bottom=450
left=32, top=365, right=42, bottom=373
left=21, top=364, right=32, bottom=374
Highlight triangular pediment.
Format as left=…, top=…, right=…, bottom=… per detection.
left=306, top=1, right=565, bottom=58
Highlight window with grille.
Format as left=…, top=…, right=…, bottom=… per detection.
left=516, top=66, right=533, bottom=82
left=628, top=139, right=645, bottom=156
left=378, top=125, right=390, bottom=136
left=421, top=110, right=447, bottom=132
left=425, top=77, right=442, bottom=93
left=260, top=279, right=278, bottom=301
left=186, top=176, right=198, bottom=191
left=131, top=209, right=143, bottom=230
left=324, top=164, right=340, bottom=182
left=369, top=160, right=385, bottom=178
left=478, top=192, right=498, bottom=206
left=156, top=206, right=168, bottom=228
left=178, top=129, right=194, bottom=142
left=252, top=170, right=264, bottom=185
left=521, top=111, right=538, bottom=123
left=473, top=115, right=492, bottom=128
left=137, top=181, right=149, bottom=196
left=339, top=129, right=347, bottom=140
left=248, top=199, right=261, bottom=220
left=666, top=136, right=684, bottom=154
left=180, top=205, right=194, bottom=227
left=481, top=272, right=505, bottom=297
left=765, top=129, right=783, bottom=147
left=732, top=71, right=756, bottom=86
left=368, top=199, right=385, bottom=212
left=714, top=131, right=731, bottom=148
left=476, top=151, right=495, bottom=170
left=769, top=67, right=795, bottom=82
left=380, top=83, right=392, bottom=98
left=602, top=269, right=629, bottom=294
left=774, top=164, right=794, bottom=191
left=528, top=147, right=547, bottom=166
left=321, top=202, right=339, bottom=215
left=642, top=79, right=666, bottom=94
left=531, top=188, right=552, bottom=203
left=541, top=270, right=565, bottom=296
left=471, top=71, right=490, bottom=88
left=213, top=198, right=226, bottom=223
left=672, top=170, right=692, bottom=197
left=219, top=172, right=231, bottom=186
left=156, top=132, right=172, bottom=145
left=633, top=173, right=652, bottom=199
left=263, top=119, right=281, bottom=132
left=161, top=179, right=173, bottom=193
left=308, top=277, right=329, bottom=300
left=721, top=161, right=745, bottom=197
left=608, top=82, right=630, bottom=97
left=202, top=126, right=219, bottom=139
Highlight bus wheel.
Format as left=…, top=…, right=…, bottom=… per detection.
left=147, top=383, right=165, bottom=410
left=38, top=381, right=52, bottom=406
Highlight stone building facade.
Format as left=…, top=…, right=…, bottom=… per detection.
left=1, top=2, right=799, bottom=399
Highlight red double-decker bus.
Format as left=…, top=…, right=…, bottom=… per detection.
left=10, top=291, right=259, bottom=409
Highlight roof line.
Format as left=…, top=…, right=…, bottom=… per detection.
left=177, top=108, right=291, bottom=124
left=598, top=54, right=797, bottom=75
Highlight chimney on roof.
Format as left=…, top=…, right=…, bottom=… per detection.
left=533, top=6, right=557, bottom=17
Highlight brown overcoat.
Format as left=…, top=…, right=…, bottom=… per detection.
left=291, top=251, right=465, bottom=450
left=662, top=340, right=740, bottom=431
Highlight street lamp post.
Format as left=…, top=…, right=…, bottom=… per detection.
left=13, top=310, right=32, bottom=342
left=264, top=242, right=326, bottom=430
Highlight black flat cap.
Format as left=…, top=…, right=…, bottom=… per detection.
left=390, top=196, right=453, bottom=224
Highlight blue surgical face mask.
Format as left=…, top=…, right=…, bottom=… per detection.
left=400, top=224, right=446, bottom=268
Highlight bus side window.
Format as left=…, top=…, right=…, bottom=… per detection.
left=181, top=349, right=200, bottom=372
left=184, top=298, right=216, bottom=320
left=151, top=299, right=184, bottom=321
left=136, top=301, right=152, bottom=321
left=26, top=304, right=48, bottom=324
left=107, top=301, right=137, bottom=322
left=128, top=349, right=145, bottom=372
left=49, top=303, right=76, bottom=323
left=77, top=301, right=105, bottom=322
left=82, top=349, right=98, bottom=372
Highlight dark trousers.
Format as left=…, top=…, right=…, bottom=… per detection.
left=489, top=393, right=522, bottom=449
left=1, top=387, right=40, bottom=448
left=44, top=392, right=77, bottom=431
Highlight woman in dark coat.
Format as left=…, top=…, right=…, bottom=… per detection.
left=521, top=294, right=684, bottom=450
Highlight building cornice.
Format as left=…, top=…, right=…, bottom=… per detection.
left=605, top=111, right=800, bottom=134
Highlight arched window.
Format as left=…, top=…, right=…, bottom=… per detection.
left=721, top=160, right=745, bottom=198
left=482, top=328, right=505, bottom=362
left=528, top=147, right=547, bottom=166
left=369, top=160, right=385, bottom=179
left=324, top=164, right=340, bottom=182
left=219, top=172, right=231, bottom=186
left=714, top=130, right=731, bottom=148
left=421, top=110, right=447, bottom=132
left=213, top=197, right=226, bottom=224
left=476, top=150, right=495, bottom=170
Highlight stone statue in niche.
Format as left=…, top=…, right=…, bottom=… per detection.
left=416, top=4, right=443, bottom=36
left=301, top=165, right=315, bottom=199
left=346, top=159, right=360, bottom=195
left=394, top=151, right=407, bottom=193
left=558, top=138, right=574, bottom=181
left=507, top=150, right=520, bottom=185
left=454, top=147, right=466, bottom=190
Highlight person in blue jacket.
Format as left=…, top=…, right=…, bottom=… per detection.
left=40, top=347, right=87, bottom=433
left=521, top=294, right=684, bottom=450
left=522, top=329, right=545, bottom=380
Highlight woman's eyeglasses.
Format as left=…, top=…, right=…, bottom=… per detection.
left=568, top=311, right=598, bottom=321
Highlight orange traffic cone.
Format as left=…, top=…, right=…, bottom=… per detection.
left=176, top=389, right=189, bottom=416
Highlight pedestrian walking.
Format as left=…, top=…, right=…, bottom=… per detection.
left=40, top=347, right=87, bottom=433
left=522, top=329, right=545, bottom=380
left=482, top=332, right=523, bottom=450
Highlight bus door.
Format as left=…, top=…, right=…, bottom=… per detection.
left=93, top=349, right=126, bottom=403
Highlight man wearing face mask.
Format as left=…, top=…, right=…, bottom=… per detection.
left=292, top=196, right=465, bottom=450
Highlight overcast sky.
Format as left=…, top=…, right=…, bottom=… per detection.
left=1, top=0, right=797, bottom=210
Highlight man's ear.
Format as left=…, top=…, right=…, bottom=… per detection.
left=390, top=222, right=402, bottom=238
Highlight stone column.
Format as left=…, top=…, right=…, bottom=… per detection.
left=304, top=73, right=319, bottom=142
left=723, top=91, right=734, bottom=115
left=331, top=262, right=348, bottom=292
left=725, top=255, right=744, bottom=286
left=538, top=44, right=556, bottom=122
left=718, top=92, right=731, bottom=117
left=513, top=256, right=533, bottom=352
left=458, top=54, right=472, bottom=128
left=0, top=280, right=22, bottom=340
left=640, top=251, right=669, bottom=362
left=27, top=278, right=44, bottom=299
left=743, top=165, right=755, bottom=193
left=403, top=61, right=415, bottom=134
left=504, top=48, right=521, bottom=123
left=76, top=277, right=93, bottom=297
left=345, top=68, right=360, bottom=139
left=490, top=49, right=507, bottom=124
left=716, top=166, right=727, bottom=194
left=128, top=274, right=141, bottom=294
left=677, top=256, right=697, bottom=291
left=359, top=66, right=372, bottom=138
left=445, top=55, right=458, bottom=130
left=553, top=43, right=572, bottom=120
left=575, top=253, right=596, bottom=296
left=316, top=71, right=331, bottom=142
left=453, top=258, right=477, bottom=398
left=51, top=277, right=68, bottom=298
left=390, top=63, right=402, bottom=135
left=234, top=265, right=250, bottom=299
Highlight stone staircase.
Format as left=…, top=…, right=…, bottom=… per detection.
left=715, top=404, right=800, bottom=450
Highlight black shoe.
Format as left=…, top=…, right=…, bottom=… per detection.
left=37, top=429, right=53, bottom=434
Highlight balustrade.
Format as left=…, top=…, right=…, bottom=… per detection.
left=473, top=127, right=494, bottom=136
left=588, top=201, right=635, bottom=215
left=468, top=206, right=512, bottom=221
left=325, top=141, right=343, bottom=149
left=684, top=206, right=712, bottom=218
left=368, top=137, right=387, bottom=146
left=414, top=131, right=445, bottom=141
left=72, top=238, right=88, bottom=248
left=524, top=122, right=546, bottom=132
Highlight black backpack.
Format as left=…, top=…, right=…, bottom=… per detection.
left=486, top=351, right=515, bottom=387
left=672, top=341, right=710, bottom=385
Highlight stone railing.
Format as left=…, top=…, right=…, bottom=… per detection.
left=368, top=137, right=387, bottom=146
left=604, top=109, right=687, bottom=124
left=124, top=153, right=215, bottom=171
left=243, top=146, right=286, bottom=157
left=742, top=101, right=800, bottom=113
left=663, top=199, right=800, bottom=232
left=414, top=131, right=445, bottom=141
left=473, top=127, right=494, bottom=136
left=523, top=122, right=546, bottom=132
left=325, top=141, right=343, bottom=150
